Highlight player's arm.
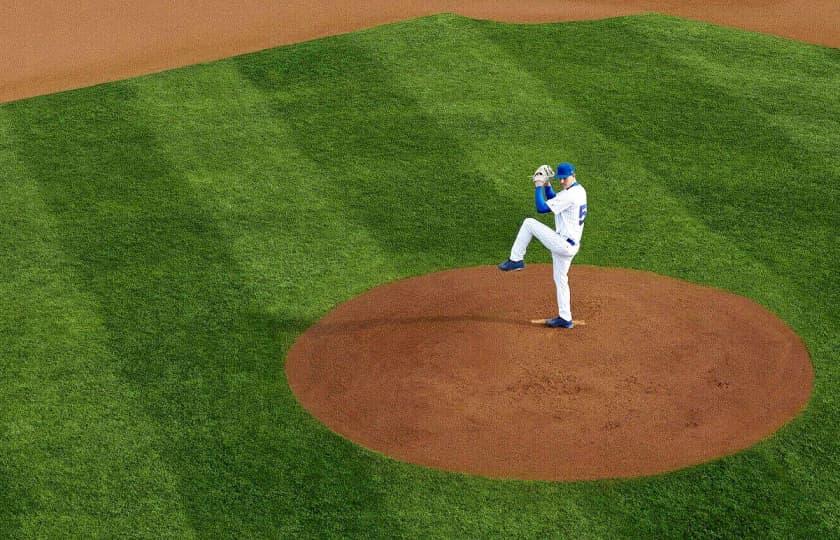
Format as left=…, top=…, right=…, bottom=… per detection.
left=535, top=185, right=552, bottom=213
left=532, top=165, right=556, bottom=213
left=544, top=188, right=575, bottom=215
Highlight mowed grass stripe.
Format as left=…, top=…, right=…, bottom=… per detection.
left=129, top=60, right=422, bottom=535
left=233, top=37, right=530, bottom=272
left=5, top=85, right=411, bottom=536
left=118, top=59, right=404, bottom=325
left=0, top=116, right=193, bottom=537
left=0, top=13, right=837, bottom=537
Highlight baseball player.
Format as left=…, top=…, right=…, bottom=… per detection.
left=498, top=162, right=588, bottom=328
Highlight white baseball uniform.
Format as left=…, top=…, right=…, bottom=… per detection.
left=509, top=182, right=587, bottom=319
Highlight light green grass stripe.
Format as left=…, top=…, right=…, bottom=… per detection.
left=127, top=60, right=404, bottom=319
left=0, top=116, right=194, bottom=538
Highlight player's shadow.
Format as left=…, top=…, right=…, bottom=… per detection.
left=297, top=314, right=536, bottom=335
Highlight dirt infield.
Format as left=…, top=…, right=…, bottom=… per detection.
left=286, top=265, right=813, bottom=480
left=2, top=1, right=838, bottom=104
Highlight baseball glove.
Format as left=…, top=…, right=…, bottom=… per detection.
left=532, top=164, right=554, bottom=187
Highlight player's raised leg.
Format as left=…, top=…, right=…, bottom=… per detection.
left=499, top=218, right=567, bottom=271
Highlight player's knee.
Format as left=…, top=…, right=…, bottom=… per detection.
left=523, top=217, right=537, bottom=227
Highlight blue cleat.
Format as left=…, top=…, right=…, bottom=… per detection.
left=545, top=316, right=574, bottom=329
left=498, top=259, right=525, bottom=272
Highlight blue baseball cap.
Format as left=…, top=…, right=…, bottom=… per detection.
left=554, top=162, right=576, bottom=179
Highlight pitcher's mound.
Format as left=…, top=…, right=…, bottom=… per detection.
left=285, top=265, right=812, bottom=480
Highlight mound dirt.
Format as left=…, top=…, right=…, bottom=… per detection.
left=3, top=1, right=838, bottom=104
left=285, top=265, right=813, bottom=480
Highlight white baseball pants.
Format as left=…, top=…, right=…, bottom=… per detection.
left=509, top=218, right=579, bottom=320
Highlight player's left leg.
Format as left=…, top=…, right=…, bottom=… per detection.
left=551, top=251, right=574, bottom=321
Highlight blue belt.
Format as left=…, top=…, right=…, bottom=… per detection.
left=566, top=237, right=576, bottom=246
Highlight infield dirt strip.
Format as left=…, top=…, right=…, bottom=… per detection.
left=2, top=0, right=838, bottom=104
left=286, top=265, right=813, bottom=481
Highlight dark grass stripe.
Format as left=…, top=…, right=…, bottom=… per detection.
left=233, top=37, right=530, bottom=270
left=0, top=123, right=31, bottom=539
left=0, top=460, right=24, bottom=537
left=0, top=119, right=194, bottom=536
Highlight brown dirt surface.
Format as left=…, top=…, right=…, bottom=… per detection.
left=285, top=265, right=813, bottom=480
left=2, top=1, right=838, bottom=104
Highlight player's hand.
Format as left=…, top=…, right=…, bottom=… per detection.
left=535, top=164, right=554, bottom=178
left=532, top=164, right=553, bottom=187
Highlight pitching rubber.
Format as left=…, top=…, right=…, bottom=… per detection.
left=529, top=319, right=586, bottom=326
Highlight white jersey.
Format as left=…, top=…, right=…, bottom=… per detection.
left=546, top=183, right=587, bottom=244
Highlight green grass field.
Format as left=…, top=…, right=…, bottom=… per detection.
left=0, top=13, right=837, bottom=538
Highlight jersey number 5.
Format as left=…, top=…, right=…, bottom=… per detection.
left=579, top=204, right=588, bottom=225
